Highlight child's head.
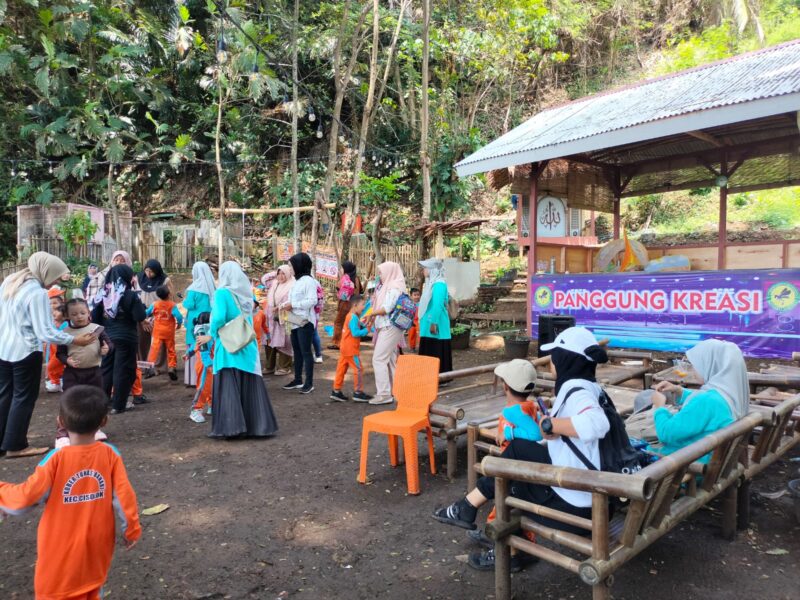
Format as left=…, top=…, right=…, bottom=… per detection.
left=350, top=294, right=366, bottom=314
left=494, top=359, right=537, bottom=402
left=194, top=312, right=211, bottom=327
left=155, top=285, right=171, bottom=301
left=410, top=287, right=421, bottom=303
left=66, top=298, right=91, bottom=328
left=88, top=263, right=97, bottom=275
left=58, top=385, right=108, bottom=435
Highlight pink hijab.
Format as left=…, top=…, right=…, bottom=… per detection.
left=374, top=262, right=406, bottom=310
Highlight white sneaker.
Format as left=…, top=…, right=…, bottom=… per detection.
left=94, top=429, right=108, bottom=441
left=125, top=400, right=135, bottom=410
left=314, top=356, right=323, bottom=364
left=368, top=396, right=394, bottom=405
left=190, top=409, right=206, bottom=423
left=45, top=381, right=62, bottom=393
left=205, top=406, right=212, bottom=416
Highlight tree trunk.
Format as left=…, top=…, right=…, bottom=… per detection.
left=107, top=163, right=123, bottom=250
left=215, top=74, right=226, bottom=266
left=310, top=191, right=322, bottom=272
left=419, top=0, right=432, bottom=254
left=291, top=0, right=300, bottom=253
left=371, top=207, right=384, bottom=265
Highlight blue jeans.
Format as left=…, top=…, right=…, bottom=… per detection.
left=312, top=326, right=322, bottom=358
left=290, top=323, right=315, bottom=387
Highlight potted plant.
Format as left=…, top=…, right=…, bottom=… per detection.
left=450, top=323, right=472, bottom=350
left=504, top=334, right=531, bottom=359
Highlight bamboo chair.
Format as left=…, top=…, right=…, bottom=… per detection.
left=357, top=355, right=440, bottom=495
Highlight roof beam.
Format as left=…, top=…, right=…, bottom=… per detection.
left=687, top=130, right=725, bottom=147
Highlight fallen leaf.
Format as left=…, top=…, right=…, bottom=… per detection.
left=141, top=504, right=170, bottom=516
left=765, top=548, right=789, bottom=556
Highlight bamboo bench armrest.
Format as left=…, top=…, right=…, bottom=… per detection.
left=429, top=405, right=464, bottom=420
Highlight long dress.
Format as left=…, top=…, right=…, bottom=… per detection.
left=208, top=288, right=278, bottom=438
left=418, top=280, right=453, bottom=373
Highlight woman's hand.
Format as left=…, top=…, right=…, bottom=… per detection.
left=430, top=323, right=438, bottom=336
left=142, top=318, right=154, bottom=333
left=651, top=391, right=668, bottom=409
left=67, top=356, right=80, bottom=368
left=100, top=342, right=110, bottom=356
left=654, top=380, right=682, bottom=402
left=73, top=332, right=97, bottom=347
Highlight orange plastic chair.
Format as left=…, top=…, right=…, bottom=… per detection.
left=357, top=354, right=440, bottom=495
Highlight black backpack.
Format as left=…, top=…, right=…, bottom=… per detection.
left=554, top=385, right=646, bottom=475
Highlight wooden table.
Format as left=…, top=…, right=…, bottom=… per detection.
left=655, top=366, right=800, bottom=392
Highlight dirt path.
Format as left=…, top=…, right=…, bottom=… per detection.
left=1, top=336, right=798, bottom=600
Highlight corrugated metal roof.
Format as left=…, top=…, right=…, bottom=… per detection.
left=456, top=40, right=800, bottom=177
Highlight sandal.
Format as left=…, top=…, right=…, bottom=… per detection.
left=6, top=446, right=50, bottom=459
left=432, top=503, right=477, bottom=530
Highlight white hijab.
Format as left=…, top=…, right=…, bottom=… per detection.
left=187, top=261, right=216, bottom=306
left=218, top=261, right=254, bottom=316
left=686, top=339, right=749, bottom=420
left=418, top=257, right=446, bottom=318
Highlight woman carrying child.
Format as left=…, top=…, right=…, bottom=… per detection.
left=92, top=264, right=147, bottom=414
left=330, top=261, right=362, bottom=350
left=183, top=261, right=216, bottom=386
left=265, top=265, right=294, bottom=375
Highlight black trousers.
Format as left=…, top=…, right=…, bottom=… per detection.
left=291, top=323, right=315, bottom=387
left=475, top=439, right=593, bottom=536
left=0, top=351, right=44, bottom=452
left=63, top=366, right=104, bottom=391
left=102, top=339, right=138, bottom=411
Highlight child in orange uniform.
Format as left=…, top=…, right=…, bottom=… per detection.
left=186, top=312, right=213, bottom=424
left=44, top=287, right=68, bottom=393
left=330, top=295, right=373, bottom=403
left=407, top=287, right=421, bottom=352
left=145, top=285, right=183, bottom=381
left=0, top=385, right=141, bottom=599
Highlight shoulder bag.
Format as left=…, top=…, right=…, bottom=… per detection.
left=218, top=290, right=257, bottom=354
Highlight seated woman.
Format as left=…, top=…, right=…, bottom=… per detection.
left=432, top=327, right=610, bottom=572
left=649, top=339, right=748, bottom=462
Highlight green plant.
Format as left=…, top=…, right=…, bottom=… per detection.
left=55, top=211, right=98, bottom=256
left=451, top=323, right=471, bottom=335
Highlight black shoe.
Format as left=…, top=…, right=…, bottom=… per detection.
left=467, top=528, right=494, bottom=549
left=467, top=548, right=535, bottom=573
left=352, top=391, right=373, bottom=402
left=168, top=369, right=178, bottom=381
left=110, top=408, right=126, bottom=415
left=282, top=381, right=303, bottom=390
left=432, top=502, right=477, bottom=530
left=301, top=385, right=315, bottom=394
left=143, top=368, right=157, bottom=380
left=132, top=395, right=149, bottom=405
left=330, top=390, right=349, bottom=402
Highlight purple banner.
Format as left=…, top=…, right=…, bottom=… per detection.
left=531, top=269, right=800, bottom=358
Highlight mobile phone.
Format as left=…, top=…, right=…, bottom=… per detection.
left=92, top=325, right=105, bottom=337
left=536, top=397, right=549, bottom=416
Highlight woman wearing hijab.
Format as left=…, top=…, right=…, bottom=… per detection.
left=91, top=264, right=147, bottom=414
left=433, top=326, right=610, bottom=571
left=330, top=261, right=362, bottom=350
left=0, top=253, right=96, bottom=457
left=92, top=250, right=133, bottom=307
left=417, top=258, right=453, bottom=374
left=138, top=259, right=172, bottom=374
left=649, top=339, right=744, bottom=461
left=202, top=261, right=277, bottom=438
left=367, top=261, right=407, bottom=405
left=281, top=253, right=319, bottom=394
left=182, top=261, right=216, bottom=386
left=265, top=266, right=294, bottom=375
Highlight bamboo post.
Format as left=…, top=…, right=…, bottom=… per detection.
left=721, top=482, right=738, bottom=540
left=494, top=476, right=511, bottom=600
left=467, top=422, right=479, bottom=491
left=737, top=480, right=751, bottom=531
left=446, top=415, right=458, bottom=481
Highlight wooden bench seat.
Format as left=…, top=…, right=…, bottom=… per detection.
left=478, top=395, right=800, bottom=600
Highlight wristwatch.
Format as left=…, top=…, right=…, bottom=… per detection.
left=540, top=417, right=553, bottom=436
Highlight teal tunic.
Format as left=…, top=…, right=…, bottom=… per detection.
left=420, top=280, right=451, bottom=340
left=652, top=388, right=735, bottom=463
left=182, top=290, right=212, bottom=350
left=209, top=288, right=261, bottom=376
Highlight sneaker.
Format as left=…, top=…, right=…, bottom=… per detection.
left=125, top=400, right=135, bottom=410
left=45, top=381, right=62, bottom=393
left=432, top=502, right=477, bottom=530
left=168, top=369, right=178, bottom=381
left=314, top=356, right=323, bottom=364
left=206, top=406, right=212, bottom=416
left=352, top=391, right=373, bottom=403
left=132, top=395, right=149, bottom=405
left=143, top=368, right=157, bottom=380
left=301, top=385, right=315, bottom=394
left=467, top=528, right=494, bottom=549
left=190, top=409, right=206, bottom=423
left=274, top=369, right=292, bottom=376
left=368, top=396, right=394, bottom=405
left=110, top=408, right=126, bottom=415
left=282, top=381, right=304, bottom=390
left=467, top=548, right=534, bottom=573
left=330, top=390, right=349, bottom=402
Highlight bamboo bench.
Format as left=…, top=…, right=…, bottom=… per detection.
left=477, top=395, right=800, bottom=600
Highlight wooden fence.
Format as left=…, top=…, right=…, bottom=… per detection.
left=0, top=261, right=26, bottom=282
left=28, top=236, right=111, bottom=264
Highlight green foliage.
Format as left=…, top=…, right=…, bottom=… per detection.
left=55, top=211, right=99, bottom=254
left=358, top=172, right=408, bottom=210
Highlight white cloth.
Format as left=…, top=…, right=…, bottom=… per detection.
left=218, top=261, right=253, bottom=315
left=686, top=339, right=749, bottom=420
left=187, top=261, right=217, bottom=306
left=0, top=279, right=74, bottom=361
left=374, top=288, right=402, bottom=330
left=546, top=379, right=610, bottom=507
left=288, top=277, right=319, bottom=327
left=418, top=258, right=446, bottom=318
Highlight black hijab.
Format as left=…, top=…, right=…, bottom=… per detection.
left=551, top=345, right=608, bottom=395
left=107, top=264, right=134, bottom=289
left=139, top=259, right=167, bottom=293
left=289, top=253, right=312, bottom=279
left=342, top=261, right=357, bottom=278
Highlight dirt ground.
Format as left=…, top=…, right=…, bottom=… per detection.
left=1, top=328, right=799, bottom=600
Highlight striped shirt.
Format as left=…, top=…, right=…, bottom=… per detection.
left=0, top=278, right=75, bottom=362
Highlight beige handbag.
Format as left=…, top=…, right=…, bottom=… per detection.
left=218, top=290, right=256, bottom=354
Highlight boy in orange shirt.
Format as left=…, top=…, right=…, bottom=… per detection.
left=185, top=312, right=214, bottom=424
left=145, top=285, right=183, bottom=381
left=407, top=288, right=421, bottom=351
left=0, top=385, right=141, bottom=599
left=330, top=295, right=373, bottom=402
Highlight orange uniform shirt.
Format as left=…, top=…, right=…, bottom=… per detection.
left=0, top=442, right=141, bottom=599
left=340, top=312, right=367, bottom=357
left=149, top=300, right=181, bottom=336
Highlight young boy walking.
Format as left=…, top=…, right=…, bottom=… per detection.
left=0, top=386, right=141, bottom=599
left=330, top=295, right=373, bottom=402
left=407, top=287, right=421, bottom=351
left=145, top=285, right=183, bottom=381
